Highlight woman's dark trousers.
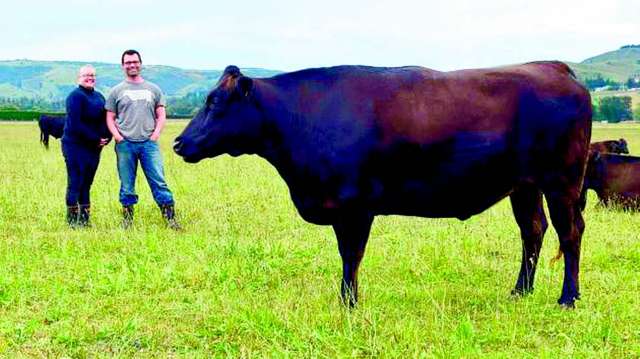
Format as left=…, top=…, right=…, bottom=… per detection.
left=62, top=141, right=101, bottom=227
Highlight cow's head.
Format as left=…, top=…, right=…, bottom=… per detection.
left=581, top=150, right=603, bottom=211
left=585, top=150, right=604, bottom=182
left=616, top=138, right=629, bottom=154
left=174, top=65, right=262, bottom=163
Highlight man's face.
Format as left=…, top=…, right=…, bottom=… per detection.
left=122, top=53, right=142, bottom=77
left=77, top=68, right=96, bottom=89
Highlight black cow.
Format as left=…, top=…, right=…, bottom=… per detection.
left=174, top=62, right=592, bottom=308
left=582, top=152, right=640, bottom=209
left=589, top=139, right=629, bottom=154
left=38, top=114, right=65, bottom=149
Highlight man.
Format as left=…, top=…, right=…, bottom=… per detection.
left=106, top=49, right=180, bottom=230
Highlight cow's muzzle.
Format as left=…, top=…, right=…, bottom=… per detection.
left=173, top=138, right=184, bottom=154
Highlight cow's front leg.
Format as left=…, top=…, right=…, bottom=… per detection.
left=332, top=212, right=374, bottom=307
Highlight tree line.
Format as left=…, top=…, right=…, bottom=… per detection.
left=0, top=92, right=207, bottom=119
left=0, top=96, right=65, bottom=112
left=1, top=86, right=638, bottom=123
left=584, top=74, right=640, bottom=91
left=592, top=96, right=640, bottom=123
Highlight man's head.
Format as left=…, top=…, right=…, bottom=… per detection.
left=121, top=49, right=142, bottom=79
left=77, top=65, right=96, bottom=89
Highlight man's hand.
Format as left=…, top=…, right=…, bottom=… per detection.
left=150, top=132, right=160, bottom=142
left=114, top=135, right=125, bottom=143
left=99, top=138, right=110, bottom=147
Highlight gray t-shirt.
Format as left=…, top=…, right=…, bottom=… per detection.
left=105, top=80, right=166, bottom=141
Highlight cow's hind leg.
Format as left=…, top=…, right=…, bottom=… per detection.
left=510, top=185, right=548, bottom=296
left=332, top=212, right=374, bottom=307
left=545, top=190, right=585, bottom=308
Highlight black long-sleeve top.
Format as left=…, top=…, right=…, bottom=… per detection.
left=62, top=86, right=111, bottom=148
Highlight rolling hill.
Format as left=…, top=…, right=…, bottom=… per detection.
left=1, top=45, right=639, bottom=114
left=0, top=60, right=281, bottom=112
left=568, top=44, right=640, bottom=83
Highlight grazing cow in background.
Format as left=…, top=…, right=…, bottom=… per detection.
left=38, top=114, right=65, bottom=149
left=174, top=61, right=592, bottom=308
left=589, top=139, right=629, bottom=154
left=581, top=152, right=640, bottom=209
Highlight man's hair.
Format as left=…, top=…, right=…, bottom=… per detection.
left=121, top=49, right=142, bottom=64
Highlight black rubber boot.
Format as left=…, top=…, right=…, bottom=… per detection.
left=78, top=204, right=91, bottom=227
left=67, top=205, right=79, bottom=229
left=160, top=204, right=181, bottom=230
left=122, top=205, right=134, bottom=229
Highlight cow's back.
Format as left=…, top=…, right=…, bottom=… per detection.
left=589, top=154, right=640, bottom=197
left=258, top=63, right=591, bottom=222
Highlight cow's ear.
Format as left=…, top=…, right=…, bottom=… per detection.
left=237, top=76, right=253, bottom=97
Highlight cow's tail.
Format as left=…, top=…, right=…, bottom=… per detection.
left=562, top=62, right=577, bottom=79
left=527, top=60, right=577, bottom=79
left=38, top=116, right=50, bottom=150
left=40, top=129, right=50, bottom=149
left=549, top=248, right=563, bottom=266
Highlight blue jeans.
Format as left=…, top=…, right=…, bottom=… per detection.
left=115, top=139, right=174, bottom=207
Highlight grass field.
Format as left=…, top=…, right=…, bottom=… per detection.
left=1, top=121, right=639, bottom=357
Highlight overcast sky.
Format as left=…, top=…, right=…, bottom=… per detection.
left=2, top=0, right=639, bottom=72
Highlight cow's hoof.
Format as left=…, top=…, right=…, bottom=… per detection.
left=511, top=287, right=533, bottom=297
left=559, top=302, right=575, bottom=310
left=341, top=298, right=357, bottom=309
left=557, top=298, right=576, bottom=309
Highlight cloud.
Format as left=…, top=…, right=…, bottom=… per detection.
left=1, top=0, right=638, bottom=71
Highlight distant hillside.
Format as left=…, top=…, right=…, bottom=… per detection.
left=2, top=46, right=640, bottom=114
left=568, top=44, right=640, bottom=83
left=0, top=60, right=281, bottom=114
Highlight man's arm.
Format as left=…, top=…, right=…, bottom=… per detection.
left=106, top=110, right=124, bottom=143
left=150, top=106, right=166, bottom=141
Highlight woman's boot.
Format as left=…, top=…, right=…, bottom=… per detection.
left=67, top=204, right=79, bottom=229
left=78, top=204, right=91, bottom=227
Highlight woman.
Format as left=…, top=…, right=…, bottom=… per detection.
left=62, top=65, right=111, bottom=228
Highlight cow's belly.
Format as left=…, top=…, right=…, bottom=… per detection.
left=290, top=162, right=518, bottom=225
left=371, top=175, right=515, bottom=219
left=368, top=154, right=519, bottom=219
left=290, top=140, right=521, bottom=224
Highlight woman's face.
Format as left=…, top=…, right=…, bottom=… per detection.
left=78, top=68, right=96, bottom=89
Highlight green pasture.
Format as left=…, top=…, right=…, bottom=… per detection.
left=0, top=122, right=639, bottom=357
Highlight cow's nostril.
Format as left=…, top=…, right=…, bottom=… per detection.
left=173, top=140, right=183, bottom=153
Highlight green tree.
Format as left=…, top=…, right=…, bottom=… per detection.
left=598, top=96, right=633, bottom=123
left=592, top=100, right=602, bottom=121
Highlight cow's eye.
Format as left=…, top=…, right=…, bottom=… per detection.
left=208, top=96, right=220, bottom=110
